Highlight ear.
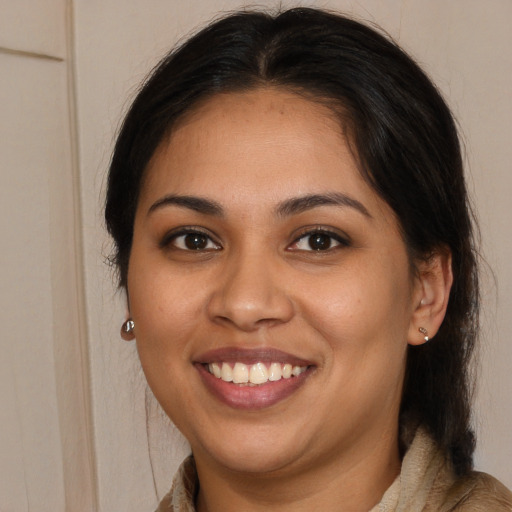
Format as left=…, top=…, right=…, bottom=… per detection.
left=408, top=248, right=453, bottom=346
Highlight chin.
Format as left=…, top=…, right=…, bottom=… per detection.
left=209, top=446, right=302, bottom=475
left=192, top=424, right=311, bottom=476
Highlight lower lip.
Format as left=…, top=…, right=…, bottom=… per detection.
left=196, top=363, right=313, bottom=410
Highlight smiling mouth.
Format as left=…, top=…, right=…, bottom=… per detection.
left=206, top=361, right=308, bottom=386
left=196, top=348, right=314, bottom=409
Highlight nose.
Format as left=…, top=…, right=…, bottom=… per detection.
left=207, top=250, right=294, bottom=332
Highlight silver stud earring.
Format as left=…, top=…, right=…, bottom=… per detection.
left=121, top=319, right=135, bottom=341
left=418, top=326, right=429, bottom=342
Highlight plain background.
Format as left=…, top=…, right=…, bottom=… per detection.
left=1, top=1, right=510, bottom=510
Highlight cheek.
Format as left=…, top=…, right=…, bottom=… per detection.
left=128, top=265, right=200, bottom=410
left=129, top=247, right=196, bottom=318
left=300, top=256, right=413, bottom=356
left=127, top=256, right=205, bottom=364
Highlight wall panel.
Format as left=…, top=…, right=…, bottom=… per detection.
left=0, top=0, right=66, bottom=58
left=0, top=52, right=67, bottom=512
left=0, top=1, right=95, bottom=509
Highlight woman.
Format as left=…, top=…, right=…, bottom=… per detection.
left=105, top=8, right=512, bottom=511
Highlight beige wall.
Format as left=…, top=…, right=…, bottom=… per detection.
left=0, top=1, right=94, bottom=510
left=1, top=0, right=510, bottom=510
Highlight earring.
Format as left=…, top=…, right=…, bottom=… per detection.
left=121, top=319, right=135, bottom=341
left=418, top=327, right=429, bottom=342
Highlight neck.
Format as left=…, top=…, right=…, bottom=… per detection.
left=194, top=427, right=401, bottom=512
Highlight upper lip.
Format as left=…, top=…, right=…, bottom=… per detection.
left=195, top=347, right=314, bottom=367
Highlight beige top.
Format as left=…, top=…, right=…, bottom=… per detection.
left=155, top=428, right=512, bottom=511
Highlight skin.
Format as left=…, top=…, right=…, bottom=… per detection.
left=127, top=88, right=452, bottom=511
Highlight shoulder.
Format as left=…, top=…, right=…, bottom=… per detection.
left=455, top=472, right=512, bottom=511
left=432, top=471, right=512, bottom=511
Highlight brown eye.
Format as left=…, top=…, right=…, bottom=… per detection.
left=184, top=233, right=209, bottom=250
left=290, top=229, right=349, bottom=252
left=164, top=230, right=221, bottom=251
left=308, top=233, right=333, bottom=251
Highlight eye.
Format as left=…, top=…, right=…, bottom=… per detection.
left=290, top=229, right=349, bottom=252
left=162, top=229, right=221, bottom=251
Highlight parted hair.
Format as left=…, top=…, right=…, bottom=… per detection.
left=105, top=7, right=479, bottom=475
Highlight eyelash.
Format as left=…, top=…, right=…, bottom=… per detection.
left=159, top=227, right=350, bottom=253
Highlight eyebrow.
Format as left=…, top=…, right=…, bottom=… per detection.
left=147, top=192, right=371, bottom=219
left=148, top=194, right=224, bottom=216
left=276, top=193, right=372, bottom=218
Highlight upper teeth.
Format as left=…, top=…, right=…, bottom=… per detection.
left=208, top=362, right=307, bottom=385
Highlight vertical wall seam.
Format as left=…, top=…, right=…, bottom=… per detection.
left=64, top=0, right=99, bottom=509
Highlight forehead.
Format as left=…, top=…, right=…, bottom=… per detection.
left=173, top=86, right=344, bottom=136
left=140, top=87, right=387, bottom=220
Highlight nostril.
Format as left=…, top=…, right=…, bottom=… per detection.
left=208, top=293, right=294, bottom=331
left=212, top=313, right=286, bottom=332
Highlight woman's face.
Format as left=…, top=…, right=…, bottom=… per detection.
left=127, top=88, right=422, bottom=476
